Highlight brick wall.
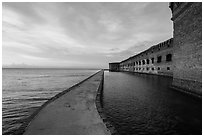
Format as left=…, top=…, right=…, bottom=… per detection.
left=171, top=2, right=202, bottom=95
left=109, top=63, right=120, bottom=72
left=118, top=38, right=173, bottom=77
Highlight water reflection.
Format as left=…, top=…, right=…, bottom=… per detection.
left=103, top=71, right=202, bottom=135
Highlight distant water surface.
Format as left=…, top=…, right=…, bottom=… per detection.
left=2, top=68, right=99, bottom=134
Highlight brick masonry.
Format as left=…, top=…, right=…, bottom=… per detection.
left=119, top=39, right=173, bottom=77
left=170, top=2, right=202, bottom=95
left=109, top=62, right=120, bottom=72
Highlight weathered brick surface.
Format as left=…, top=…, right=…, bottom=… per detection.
left=109, top=63, right=120, bottom=72
left=171, top=2, right=202, bottom=95
left=116, top=39, right=174, bottom=77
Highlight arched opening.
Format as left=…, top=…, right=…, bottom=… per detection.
left=166, top=54, right=172, bottom=62
left=142, top=60, right=145, bottom=65
left=157, top=56, right=162, bottom=63
left=146, top=59, right=150, bottom=64
left=151, top=58, right=154, bottom=64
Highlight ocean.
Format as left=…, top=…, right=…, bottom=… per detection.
left=2, top=68, right=99, bottom=134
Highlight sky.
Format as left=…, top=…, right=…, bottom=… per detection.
left=2, top=2, right=173, bottom=69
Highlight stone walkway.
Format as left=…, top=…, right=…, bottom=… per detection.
left=24, top=71, right=110, bottom=135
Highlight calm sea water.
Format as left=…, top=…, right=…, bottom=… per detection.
left=103, top=71, right=202, bottom=135
left=2, top=68, right=99, bottom=134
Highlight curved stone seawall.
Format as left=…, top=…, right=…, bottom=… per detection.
left=96, top=71, right=117, bottom=134
left=15, top=70, right=110, bottom=135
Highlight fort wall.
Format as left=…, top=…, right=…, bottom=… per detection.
left=170, top=2, right=202, bottom=96
left=109, top=62, right=120, bottom=72
left=119, top=38, right=173, bottom=77
left=109, top=2, right=202, bottom=97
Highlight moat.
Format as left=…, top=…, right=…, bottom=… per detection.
left=102, top=71, right=202, bottom=135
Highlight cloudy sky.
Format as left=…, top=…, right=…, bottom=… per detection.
left=3, top=2, right=173, bottom=68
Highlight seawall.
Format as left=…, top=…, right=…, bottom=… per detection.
left=16, top=70, right=110, bottom=135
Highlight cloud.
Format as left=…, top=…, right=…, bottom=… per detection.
left=2, top=2, right=173, bottom=68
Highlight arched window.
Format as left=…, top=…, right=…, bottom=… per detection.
left=166, top=54, right=172, bottom=62
left=142, top=60, right=145, bottom=65
left=167, top=67, right=170, bottom=70
left=146, top=59, right=150, bottom=64
left=151, top=58, right=154, bottom=64
left=157, top=56, right=162, bottom=63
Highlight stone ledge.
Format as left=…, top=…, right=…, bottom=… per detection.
left=170, top=85, right=202, bottom=99
left=95, top=71, right=117, bottom=134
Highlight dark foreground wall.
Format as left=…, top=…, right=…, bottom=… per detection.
left=170, top=2, right=202, bottom=96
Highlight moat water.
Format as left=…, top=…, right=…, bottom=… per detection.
left=103, top=71, right=202, bottom=135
